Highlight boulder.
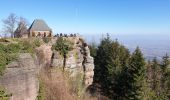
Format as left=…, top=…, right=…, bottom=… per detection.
left=0, top=53, right=39, bottom=100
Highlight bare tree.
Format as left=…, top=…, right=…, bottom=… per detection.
left=14, top=17, right=29, bottom=37
left=2, top=13, right=17, bottom=38
left=18, top=17, right=29, bottom=27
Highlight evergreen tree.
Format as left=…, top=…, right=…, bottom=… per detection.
left=151, top=58, right=159, bottom=91
left=92, top=35, right=170, bottom=99
left=151, top=58, right=163, bottom=99
left=114, top=47, right=158, bottom=100
left=93, top=34, right=114, bottom=95
left=93, top=34, right=130, bottom=98
left=145, top=60, right=160, bottom=100
left=127, top=47, right=148, bottom=100
left=146, top=60, right=152, bottom=88
left=113, top=66, right=131, bottom=100
left=161, top=54, right=170, bottom=99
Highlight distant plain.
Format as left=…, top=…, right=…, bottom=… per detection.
left=84, top=34, right=170, bottom=60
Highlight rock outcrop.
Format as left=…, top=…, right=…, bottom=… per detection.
left=0, top=53, right=39, bottom=100
left=51, top=51, right=64, bottom=68
left=0, top=37, right=94, bottom=100
left=83, top=46, right=94, bottom=85
left=36, top=44, right=53, bottom=68
left=51, top=37, right=94, bottom=85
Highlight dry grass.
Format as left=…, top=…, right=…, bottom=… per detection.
left=39, top=69, right=75, bottom=100
left=39, top=68, right=97, bottom=100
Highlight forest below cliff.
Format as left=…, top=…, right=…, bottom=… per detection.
left=89, top=34, right=170, bottom=100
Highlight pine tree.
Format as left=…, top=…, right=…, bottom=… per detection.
left=93, top=34, right=130, bottom=98
left=145, top=60, right=159, bottom=100
left=151, top=58, right=162, bottom=99
left=161, top=54, right=170, bottom=99
left=113, top=47, right=158, bottom=100
left=146, top=56, right=170, bottom=100
left=93, top=34, right=114, bottom=95
left=146, top=60, right=152, bottom=88
left=113, top=66, right=131, bottom=100
left=127, top=47, right=148, bottom=100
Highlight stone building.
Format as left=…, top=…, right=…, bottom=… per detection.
left=14, top=19, right=52, bottom=38
left=28, top=19, right=52, bottom=37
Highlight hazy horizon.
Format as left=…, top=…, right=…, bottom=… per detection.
left=83, top=33, right=170, bottom=60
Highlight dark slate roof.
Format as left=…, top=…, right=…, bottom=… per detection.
left=28, top=19, right=51, bottom=31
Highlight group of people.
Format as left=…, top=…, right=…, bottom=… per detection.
left=54, top=33, right=77, bottom=37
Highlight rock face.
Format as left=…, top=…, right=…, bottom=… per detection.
left=83, top=46, right=94, bottom=85
left=51, top=37, right=94, bottom=85
left=0, top=53, right=39, bottom=100
left=36, top=44, right=53, bottom=68
left=0, top=37, right=94, bottom=100
left=51, top=51, right=64, bottom=68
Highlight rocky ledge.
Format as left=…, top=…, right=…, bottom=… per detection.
left=0, top=37, right=94, bottom=100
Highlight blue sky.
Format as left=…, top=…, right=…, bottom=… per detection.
left=0, top=0, right=170, bottom=35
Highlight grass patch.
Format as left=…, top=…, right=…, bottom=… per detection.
left=0, top=53, right=7, bottom=75
left=0, top=38, right=42, bottom=75
left=33, top=39, right=41, bottom=47
left=0, top=39, right=10, bottom=43
left=0, top=86, right=12, bottom=100
left=0, top=43, right=20, bottom=75
left=37, top=79, right=45, bottom=100
left=20, top=40, right=34, bottom=53
left=69, top=72, right=84, bottom=98
left=43, top=37, right=51, bottom=44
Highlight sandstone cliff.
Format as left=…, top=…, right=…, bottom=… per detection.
left=51, top=37, right=94, bottom=85
left=0, top=37, right=94, bottom=100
